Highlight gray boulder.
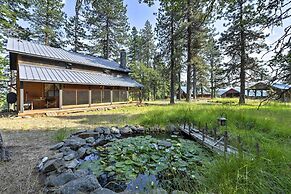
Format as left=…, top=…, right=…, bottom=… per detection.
left=64, top=152, right=76, bottom=161
left=57, top=175, right=101, bottom=194
left=86, top=137, right=95, bottom=144
left=120, top=127, right=132, bottom=135
left=42, top=159, right=63, bottom=173
left=77, top=147, right=87, bottom=159
left=64, top=159, right=79, bottom=169
left=110, top=127, right=120, bottom=134
left=50, top=142, right=64, bottom=150
left=64, top=137, right=86, bottom=150
left=45, top=172, right=79, bottom=187
left=136, top=126, right=145, bottom=133
left=103, top=128, right=111, bottom=135
left=78, top=131, right=100, bottom=139
left=94, top=127, right=105, bottom=134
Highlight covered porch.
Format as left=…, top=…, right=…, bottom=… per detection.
left=17, top=64, right=142, bottom=114
left=18, top=81, right=141, bottom=113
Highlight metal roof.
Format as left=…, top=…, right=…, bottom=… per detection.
left=6, top=38, right=130, bottom=72
left=19, top=64, right=143, bottom=88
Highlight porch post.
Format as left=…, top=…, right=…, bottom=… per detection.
left=89, top=87, right=92, bottom=107
left=59, top=84, right=63, bottom=110
left=110, top=89, right=113, bottom=104
left=20, top=81, right=24, bottom=113
left=126, top=87, right=129, bottom=103
left=101, top=86, right=103, bottom=103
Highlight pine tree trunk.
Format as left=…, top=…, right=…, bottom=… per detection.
left=210, top=58, right=214, bottom=98
left=186, top=0, right=192, bottom=102
left=177, top=72, right=181, bottom=100
left=44, top=0, right=49, bottom=45
left=239, top=0, right=246, bottom=104
left=104, top=18, right=110, bottom=59
left=170, top=9, right=175, bottom=104
left=192, top=62, right=197, bottom=99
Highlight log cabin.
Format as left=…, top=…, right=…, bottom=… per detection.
left=6, top=38, right=143, bottom=114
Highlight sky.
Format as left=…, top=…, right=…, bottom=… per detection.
left=64, top=0, right=159, bottom=30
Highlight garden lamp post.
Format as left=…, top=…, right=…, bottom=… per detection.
left=218, top=113, right=227, bottom=127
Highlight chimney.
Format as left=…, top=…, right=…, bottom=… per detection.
left=120, top=49, right=127, bottom=69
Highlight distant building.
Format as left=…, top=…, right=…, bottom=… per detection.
left=217, top=88, right=240, bottom=98
left=176, top=86, right=211, bottom=99
left=247, top=81, right=291, bottom=102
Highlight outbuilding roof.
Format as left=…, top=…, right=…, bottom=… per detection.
left=6, top=38, right=130, bottom=72
left=19, top=64, right=143, bottom=88
left=248, top=81, right=291, bottom=90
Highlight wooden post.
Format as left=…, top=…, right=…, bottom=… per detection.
left=202, top=127, right=205, bottom=142
left=89, top=88, right=92, bottom=107
left=20, top=81, right=24, bottom=113
left=255, top=142, right=260, bottom=157
left=205, top=123, right=208, bottom=137
left=224, top=131, right=228, bottom=154
left=59, top=84, right=63, bottom=110
left=126, top=87, right=129, bottom=103
left=237, top=136, right=242, bottom=156
left=101, top=86, right=104, bottom=103
left=110, top=89, right=113, bottom=104
left=213, top=128, right=217, bottom=141
left=188, top=122, right=191, bottom=135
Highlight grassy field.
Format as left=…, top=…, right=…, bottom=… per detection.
left=0, top=99, right=290, bottom=193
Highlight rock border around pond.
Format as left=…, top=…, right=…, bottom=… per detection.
left=38, top=125, right=186, bottom=194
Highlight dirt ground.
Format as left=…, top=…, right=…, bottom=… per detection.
left=0, top=130, right=54, bottom=194
left=0, top=108, right=132, bottom=194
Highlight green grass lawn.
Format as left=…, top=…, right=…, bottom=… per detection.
left=1, top=99, right=290, bottom=193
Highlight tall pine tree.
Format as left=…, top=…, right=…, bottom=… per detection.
left=87, top=0, right=129, bottom=60
left=65, top=0, right=88, bottom=52
left=30, top=0, right=65, bottom=47
left=219, top=0, right=267, bottom=104
left=156, top=1, right=184, bottom=104
left=140, top=20, right=155, bottom=67
left=128, top=27, right=141, bottom=63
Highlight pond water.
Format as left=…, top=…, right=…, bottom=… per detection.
left=78, top=134, right=213, bottom=193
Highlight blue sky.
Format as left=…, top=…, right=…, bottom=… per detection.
left=64, top=0, right=159, bottom=30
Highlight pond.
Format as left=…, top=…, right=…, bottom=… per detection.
left=78, top=134, right=213, bottom=193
